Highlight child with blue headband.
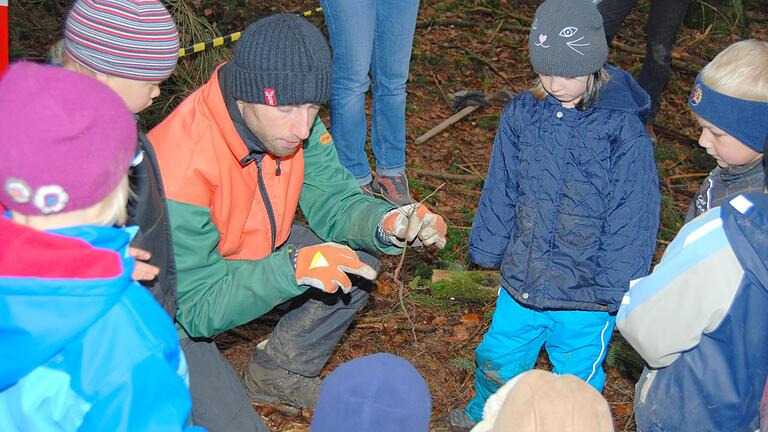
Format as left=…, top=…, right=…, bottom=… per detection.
left=685, top=39, right=768, bottom=222
left=617, top=133, right=768, bottom=430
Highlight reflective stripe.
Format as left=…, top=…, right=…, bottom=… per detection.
left=586, top=319, right=611, bottom=384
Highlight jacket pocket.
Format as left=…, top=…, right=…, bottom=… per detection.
left=555, top=212, right=603, bottom=251
left=549, top=212, right=603, bottom=294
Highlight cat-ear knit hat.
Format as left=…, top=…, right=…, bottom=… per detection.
left=528, top=0, right=608, bottom=77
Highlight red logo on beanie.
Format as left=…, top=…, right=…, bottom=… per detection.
left=264, top=88, right=277, bottom=107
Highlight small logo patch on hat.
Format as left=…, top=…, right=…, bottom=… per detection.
left=690, top=83, right=703, bottom=106
left=320, top=132, right=333, bottom=145
left=264, top=88, right=277, bottom=107
left=33, top=185, right=69, bottom=214
left=5, top=178, right=32, bottom=203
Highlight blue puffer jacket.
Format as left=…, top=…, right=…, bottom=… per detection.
left=470, top=65, right=660, bottom=313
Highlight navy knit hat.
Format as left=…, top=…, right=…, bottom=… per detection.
left=528, top=0, right=608, bottom=77
left=228, top=14, right=332, bottom=106
left=310, top=353, right=432, bottom=432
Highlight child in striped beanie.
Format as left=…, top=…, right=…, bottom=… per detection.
left=56, top=0, right=180, bottom=113
left=51, top=0, right=182, bottom=333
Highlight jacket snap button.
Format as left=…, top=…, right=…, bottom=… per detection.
left=522, top=292, right=530, bottom=299
left=556, top=111, right=563, bottom=118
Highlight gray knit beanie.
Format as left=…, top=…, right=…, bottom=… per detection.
left=528, top=0, right=608, bottom=77
left=228, top=14, right=331, bottom=106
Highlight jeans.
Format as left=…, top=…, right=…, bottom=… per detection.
left=464, top=288, right=616, bottom=422
left=320, top=0, right=420, bottom=185
left=598, top=0, right=690, bottom=123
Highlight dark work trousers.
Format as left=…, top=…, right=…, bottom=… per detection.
left=262, top=223, right=375, bottom=377
left=598, top=0, right=690, bottom=123
left=182, top=223, right=375, bottom=431
left=182, top=338, right=269, bottom=432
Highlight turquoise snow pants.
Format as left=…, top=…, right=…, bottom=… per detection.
left=465, top=288, right=616, bottom=422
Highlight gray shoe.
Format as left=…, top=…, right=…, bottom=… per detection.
left=370, top=173, right=416, bottom=206
left=242, top=347, right=321, bottom=409
left=446, top=408, right=476, bottom=430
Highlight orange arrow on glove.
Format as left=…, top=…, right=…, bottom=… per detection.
left=295, top=242, right=377, bottom=293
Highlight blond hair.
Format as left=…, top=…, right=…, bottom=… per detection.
left=529, top=68, right=611, bottom=110
left=50, top=40, right=97, bottom=77
left=88, top=175, right=131, bottom=226
left=699, top=39, right=768, bottom=102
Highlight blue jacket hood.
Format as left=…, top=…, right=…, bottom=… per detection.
left=595, top=64, right=651, bottom=121
left=0, top=221, right=134, bottom=390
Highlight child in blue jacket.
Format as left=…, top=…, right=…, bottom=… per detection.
left=450, top=0, right=660, bottom=427
left=0, top=62, right=201, bottom=431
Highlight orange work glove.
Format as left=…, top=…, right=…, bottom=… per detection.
left=380, top=203, right=448, bottom=249
left=294, top=243, right=377, bottom=293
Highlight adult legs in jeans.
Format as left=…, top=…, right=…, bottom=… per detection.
left=246, top=224, right=375, bottom=404
left=182, top=338, right=269, bottom=432
left=321, top=0, right=420, bottom=185
left=598, top=0, right=690, bottom=122
left=370, top=0, right=420, bottom=178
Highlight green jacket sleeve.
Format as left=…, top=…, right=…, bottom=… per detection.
left=299, top=118, right=402, bottom=256
left=167, top=200, right=306, bottom=338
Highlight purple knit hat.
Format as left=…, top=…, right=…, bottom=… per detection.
left=0, top=62, right=137, bottom=216
left=64, top=0, right=180, bottom=81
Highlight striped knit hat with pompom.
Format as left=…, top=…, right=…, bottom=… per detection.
left=64, top=0, right=180, bottom=81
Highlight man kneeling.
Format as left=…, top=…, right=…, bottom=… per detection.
left=149, top=13, right=446, bottom=431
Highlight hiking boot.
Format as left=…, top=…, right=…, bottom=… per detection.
left=446, top=408, right=477, bottom=430
left=370, top=173, right=415, bottom=206
left=242, top=347, right=321, bottom=409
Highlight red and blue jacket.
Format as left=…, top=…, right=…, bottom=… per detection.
left=0, top=218, right=202, bottom=431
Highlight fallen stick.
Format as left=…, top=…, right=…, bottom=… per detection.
left=412, top=168, right=482, bottom=182
left=667, top=172, right=709, bottom=180
left=611, top=41, right=704, bottom=73
left=354, top=323, right=437, bottom=333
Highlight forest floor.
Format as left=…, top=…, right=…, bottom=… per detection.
left=10, top=0, right=768, bottom=430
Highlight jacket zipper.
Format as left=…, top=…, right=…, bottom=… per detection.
left=255, top=157, right=277, bottom=252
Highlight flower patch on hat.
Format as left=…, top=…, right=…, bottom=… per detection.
left=689, top=83, right=703, bottom=106
left=4, top=178, right=32, bottom=204
left=33, top=185, right=70, bottom=214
